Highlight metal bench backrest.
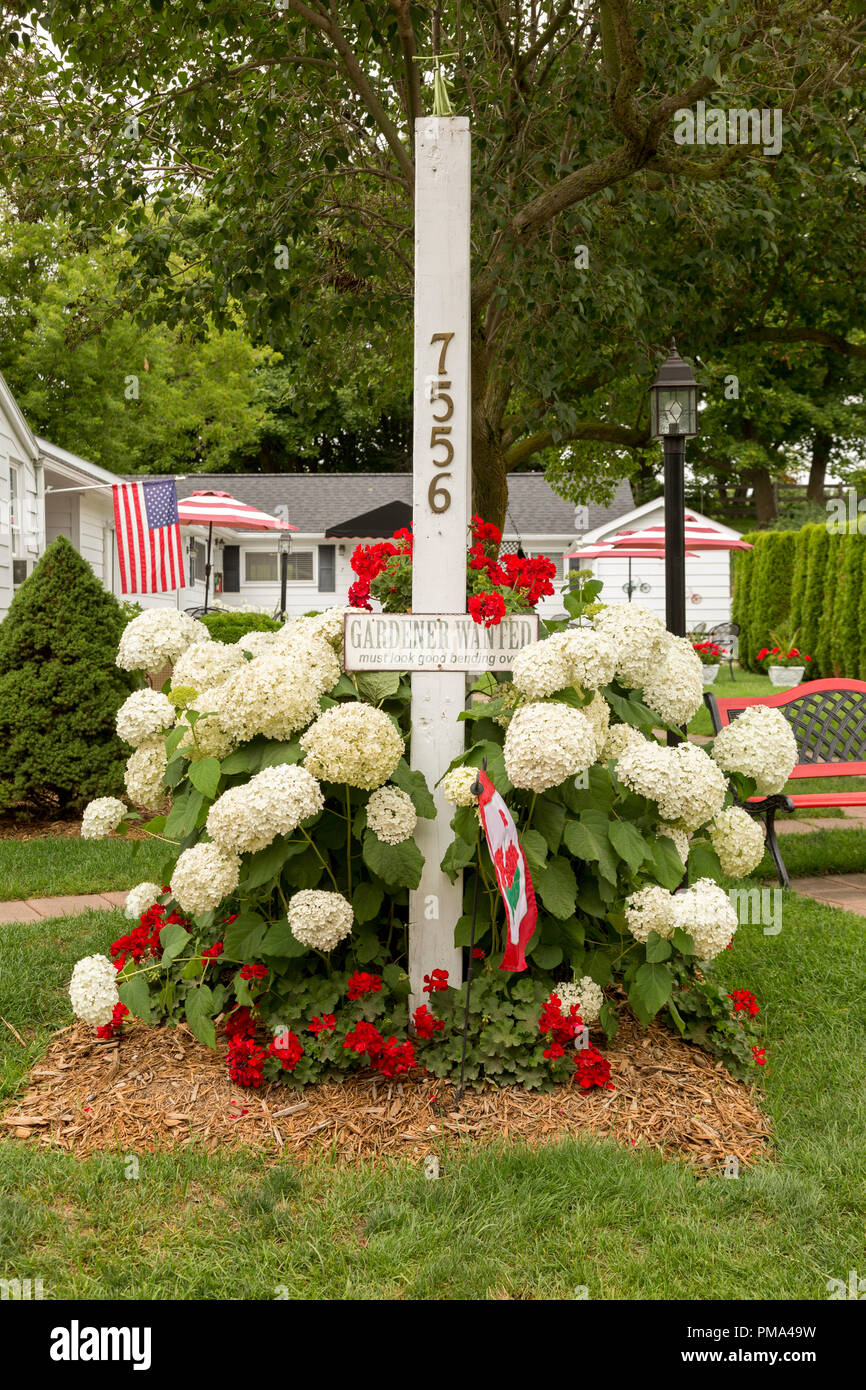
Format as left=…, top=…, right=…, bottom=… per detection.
left=704, top=678, right=866, bottom=780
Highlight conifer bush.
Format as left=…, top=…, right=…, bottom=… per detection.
left=0, top=536, right=134, bottom=813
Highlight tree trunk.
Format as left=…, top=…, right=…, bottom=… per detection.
left=807, top=429, right=833, bottom=503
left=471, top=427, right=509, bottom=532
left=748, top=467, right=778, bottom=525
left=470, top=329, right=511, bottom=533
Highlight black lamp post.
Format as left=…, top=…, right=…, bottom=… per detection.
left=650, top=339, right=700, bottom=748
left=649, top=338, right=700, bottom=640
left=278, top=528, right=292, bottom=622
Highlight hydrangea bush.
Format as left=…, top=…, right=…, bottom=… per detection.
left=70, top=579, right=788, bottom=1089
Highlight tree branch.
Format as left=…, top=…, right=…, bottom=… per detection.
left=735, top=326, right=866, bottom=360
left=285, top=0, right=415, bottom=188
left=505, top=421, right=649, bottom=469
left=388, top=0, right=423, bottom=128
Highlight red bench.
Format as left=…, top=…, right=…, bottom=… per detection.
left=704, top=678, right=866, bottom=888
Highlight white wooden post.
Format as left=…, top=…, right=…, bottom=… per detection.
left=408, top=116, right=472, bottom=1004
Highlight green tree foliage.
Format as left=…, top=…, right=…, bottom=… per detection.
left=0, top=537, right=134, bottom=812
left=731, top=541, right=756, bottom=670
left=746, top=530, right=795, bottom=663
left=1, top=3, right=862, bottom=526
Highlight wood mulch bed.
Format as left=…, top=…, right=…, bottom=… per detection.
left=2, top=1009, right=770, bottom=1170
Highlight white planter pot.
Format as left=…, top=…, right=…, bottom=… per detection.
left=701, top=664, right=720, bottom=685
left=768, top=665, right=805, bottom=688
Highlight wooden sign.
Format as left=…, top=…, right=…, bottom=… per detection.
left=344, top=612, right=539, bottom=672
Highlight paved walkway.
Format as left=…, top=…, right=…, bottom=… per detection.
left=0, top=891, right=128, bottom=924
left=790, top=874, right=866, bottom=916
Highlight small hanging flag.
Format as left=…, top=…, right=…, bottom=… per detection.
left=475, top=771, right=538, bottom=972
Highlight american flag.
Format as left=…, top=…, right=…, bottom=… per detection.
left=112, top=479, right=186, bottom=594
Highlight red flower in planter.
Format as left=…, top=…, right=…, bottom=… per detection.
left=468, top=592, right=507, bottom=627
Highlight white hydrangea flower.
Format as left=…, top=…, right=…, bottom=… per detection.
left=563, top=628, right=617, bottom=691
left=709, top=805, right=766, bottom=877
left=511, top=633, right=574, bottom=699
left=366, top=785, right=417, bottom=844
left=124, top=739, right=167, bottom=810
left=656, top=825, right=690, bottom=866
left=625, top=884, right=678, bottom=942
left=69, top=954, right=120, bottom=1027
left=305, top=606, right=353, bottom=653
left=616, top=740, right=726, bottom=831
left=504, top=702, right=597, bottom=792
left=237, top=630, right=280, bottom=657
left=287, top=889, right=354, bottom=951
left=172, top=640, right=247, bottom=691
left=300, top=703, right=404, bottom=789
left=711, top=705, right=798, bottom=796
left=640, top=633, right=704, bottom=726
left=116, top=688, right=176, bottom=747
left=81, top=797, right=126, bottom=839
left=125, top=881, right=164, bottom=920
left=442, top=765, right=480, bottom=807
left=582, top=691, right=610, bottom=757
left=671, top=877, right=738, bottom=959
left=668, top=742, right=728, bottom=832
left=592, top=603, right=667, bottom=689
left=214, top=640, right=339, bottom=744
left=602, top=722, right=652, bottom=762
left=171, top=842, right=241, bottom=916
left=206, top=764, right=324, bottom=855
left=177, top=692, right=235, bottom=762
left=555, top=975, right=605, bottom=1025
left=117, top=608, right=209, bottom=671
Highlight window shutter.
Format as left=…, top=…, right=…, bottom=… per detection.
left=223, top=545, right=240, bottom=592
left=318, top=544, right=336, bottom=592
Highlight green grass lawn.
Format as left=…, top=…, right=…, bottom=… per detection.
left=1, top=849, right=865, bottom=1298
left=0, top=836, right=168, bottom=901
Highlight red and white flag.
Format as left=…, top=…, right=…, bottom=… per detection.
left=113, top=479, right=186, bottom=595
left=476, top=770, right=538, bottom=972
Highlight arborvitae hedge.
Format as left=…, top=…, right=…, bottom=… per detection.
left=735, top=523, right=866, bottom=678
left=0, top=536, right=134, bottom=813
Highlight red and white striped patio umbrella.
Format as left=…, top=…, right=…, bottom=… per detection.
left=607, top=514, right=753, bottom=552
left=177, top=490, right=297, bottom=533
left=565, top=542, right=701, bottom=603
left=177, top=490, right=297, bottom=613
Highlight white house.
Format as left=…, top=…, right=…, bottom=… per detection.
left=572, top=496, right=740, bottom=629
left=0, top=367, right=641, bottom=619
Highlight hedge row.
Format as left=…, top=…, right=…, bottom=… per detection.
left=732, top=523, right=866, bottom=677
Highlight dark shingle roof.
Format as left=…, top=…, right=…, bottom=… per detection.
left=132, top=472, right=633, bottom=536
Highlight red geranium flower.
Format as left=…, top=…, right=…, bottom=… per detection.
left=728, top=989, right=760, bottom=1018
left=201, top=941, right=224, bottom=961
left=752, top=1045, right=767, bottom=1066
left=227, top=1036, right=267, bottom=1088
left=348, top=578, right=372, bottom=611
left=96, top=1002, right=129, bottom=1040
left=343, top=1020, right=384, bottom=1057
left=423, top=969, right=449, bottom=994
left=267, top=1030, right=304, bottom=1072
left=574, top=1044, right=614, bottom=1090
left=468, top=592, right=507, bottom=627
left=309, top=1014, right=336, bottom=1037
left=472, top=948, right=486, bottom=960
left=372, top=1037, right=415, bottom=1078
left=412, top=1004, right=444, bottom=1039
left=346, top=970, right=382, bottom=1001
left=223, top=1006, right=256, bottom=1040
left=239, top=963, right=268, bottom=981
left=471, top=515, right=502, bottom=546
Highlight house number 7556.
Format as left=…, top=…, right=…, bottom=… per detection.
left=428, top=332, right=455, bottom=513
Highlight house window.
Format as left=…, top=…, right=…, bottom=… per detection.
left=244, top=550, right=313, bottom=583
left=9, top=464, right=21, bottom=556
left=318, top=544, right=336, bottom=592
left=189, top=540, right=207, bottom=584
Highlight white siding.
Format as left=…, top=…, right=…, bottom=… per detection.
left=0, top=401, right=40, bottom=617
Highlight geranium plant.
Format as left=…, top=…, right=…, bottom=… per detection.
left=692, top=639, right=724, bottom=666
left=347, top=515, right=557, bottom=624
